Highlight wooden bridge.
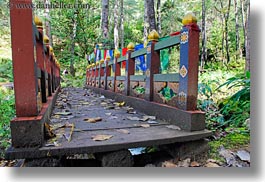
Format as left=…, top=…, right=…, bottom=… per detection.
left=6, top=0, right=211, bottom=166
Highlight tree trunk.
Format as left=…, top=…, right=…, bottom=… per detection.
left=146, top=0, right=156, bottom=31
left=114, top=0, right=119, bottom=49
left=101, top=0, right=109, bottom=40
left=201, top=0, right=206, bottom=70
left=120, top=0, right=124, bottom=48
left=224, top=0, right=231, bottom=63
left=245, top=1, right=250, bottom=72
left=234, top=0, right=240, bottom=58
left=144, top=0, right=149, bottom=44
left=156, top=0, right=161, bottom=35
left=70, top=12, right=77, bottom=76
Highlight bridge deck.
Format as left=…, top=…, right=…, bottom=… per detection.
left=6, top=87, right=211, bottom=159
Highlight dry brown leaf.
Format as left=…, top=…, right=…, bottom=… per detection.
left=105, top=112, right=112, bottom=116
left=204, top=162, right=220, bottom=167
left=92, top=134, right=113, bottom=141
left=114, top=101, right=125, bottom=107
left=127, top=116, right=141, bottom=121
left=84, top=117, right=102, bottom=123
left=116, top=129, right=130, bottom=134
left=190, top=161, right=200, bottom=167
left=162, top=161, right=177, bottom=168
left=140, top=115, right=156, bottom=121
left=141, top=124, right=150, bottom=128
left=166, top=125, right=181, bottom=130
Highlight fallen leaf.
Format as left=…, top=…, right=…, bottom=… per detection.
left=147, top=120, right=158, bottom=124
left=114, top=101, right=125, bottom=107
left=92, top=134, right=113, bottom=141
left=127, top=110, right=136, bottom=114
left=219, top=146, right=237, bottom=166
left=134, top=124, right=150, bottom=128
left=105, top=106, right=115, bottom=110
left=162, top=161, right=177, bottom=168
left=84, top=117, right=102, bottom=123
left=190, top=161, right=200, bottom=167
left=140, top=115, right=156, bottom=121
left=105, top=112, right=112, bottom=116
left=178, top=158, right=191, bottom=167
left=82, top=102, right=90, bottom=105
left=44, top=123, right=56, bottom=139
left=54, top=112, right=72, bottom=116
left=100, top=102, right=108, bottom=106
left=99, top=95, right=105, bottom=99
left=109, top=116, right=118, bottom=120
left=127, top=116, right=141, bottom=121
left=116, top=129, right=130, bottom=134
left=204, top=162, right=220, bottom=167
left=236, top=150, right=250, bottom=163
left=166, top=125, right=181, bottom=130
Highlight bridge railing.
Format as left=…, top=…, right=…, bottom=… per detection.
left=86, top=13, right=200, bottom=111
left=9, top=0, right=60, bottom=148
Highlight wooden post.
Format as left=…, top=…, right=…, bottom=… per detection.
left=177, top=13, right=200, bottom=110
left=9, top=0, right=39, bottom=117
left=144, top=30, right=160, bottom=101
left=124, top=43, right=135, bottom=96
left=35, top=24, right=47, bottom=103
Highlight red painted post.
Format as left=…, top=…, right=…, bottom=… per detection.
left=144, top=30, right=160, bottom=101
left=124, top=43, right=135, bottom=96
left=177, top=14, right=200, bottom=111
left=10, top=0, right=39, bottom=117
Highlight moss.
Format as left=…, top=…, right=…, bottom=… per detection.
left=208, top=132, right=250, bottom=160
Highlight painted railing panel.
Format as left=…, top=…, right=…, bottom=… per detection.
left=86, top=14, right=200, bottom=112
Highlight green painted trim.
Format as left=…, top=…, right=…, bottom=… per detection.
left=108, top=60, right=114, bottom=66
left=154, top=36, right=180, bottom=51
left=36, top=67, right=41, bottom=78
left=116, top=76, right=126, bottom=81
left=107, top=76, right=114, bottom=81
left=33, top=24, right=39, bottom=40
left=117, top=56, right=127, bottom=63
left=130, top=75, right=146, bottom=81
left=131, top=48, right=147, bottom=58
left=154, top=73, right=179, bottom=82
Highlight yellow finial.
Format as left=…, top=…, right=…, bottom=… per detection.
left=100, top=59, right=104, bottom=64
left=91, top=63, right=95, bottom=67
left=96, top=61, right=99, bottom=66
left=182, top=12, right=197, bottom=25
left=148, top=30, right=160, bottom=42
left=43, top=35, right=49, bottom=44
left=106, top=55, right=111, bottom=61
left=49, top=46, right=53, bottom=53
left=127, top=42, right=135, bottom=51
left=34, top=16, right=43, bottom=29
left=114, top=49, right=121, bottom=58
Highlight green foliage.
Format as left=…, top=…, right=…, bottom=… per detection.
left=0, top=58, right=13, bottom=82
left=60, top=58, right=87, bottom=88
left=217, top=71, right=250, bottom=127
left=0, top=89, right=14, bottom=152
left=197, top=60, right=250, bottom=132
left=209, top=131, right=250, bottom=160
